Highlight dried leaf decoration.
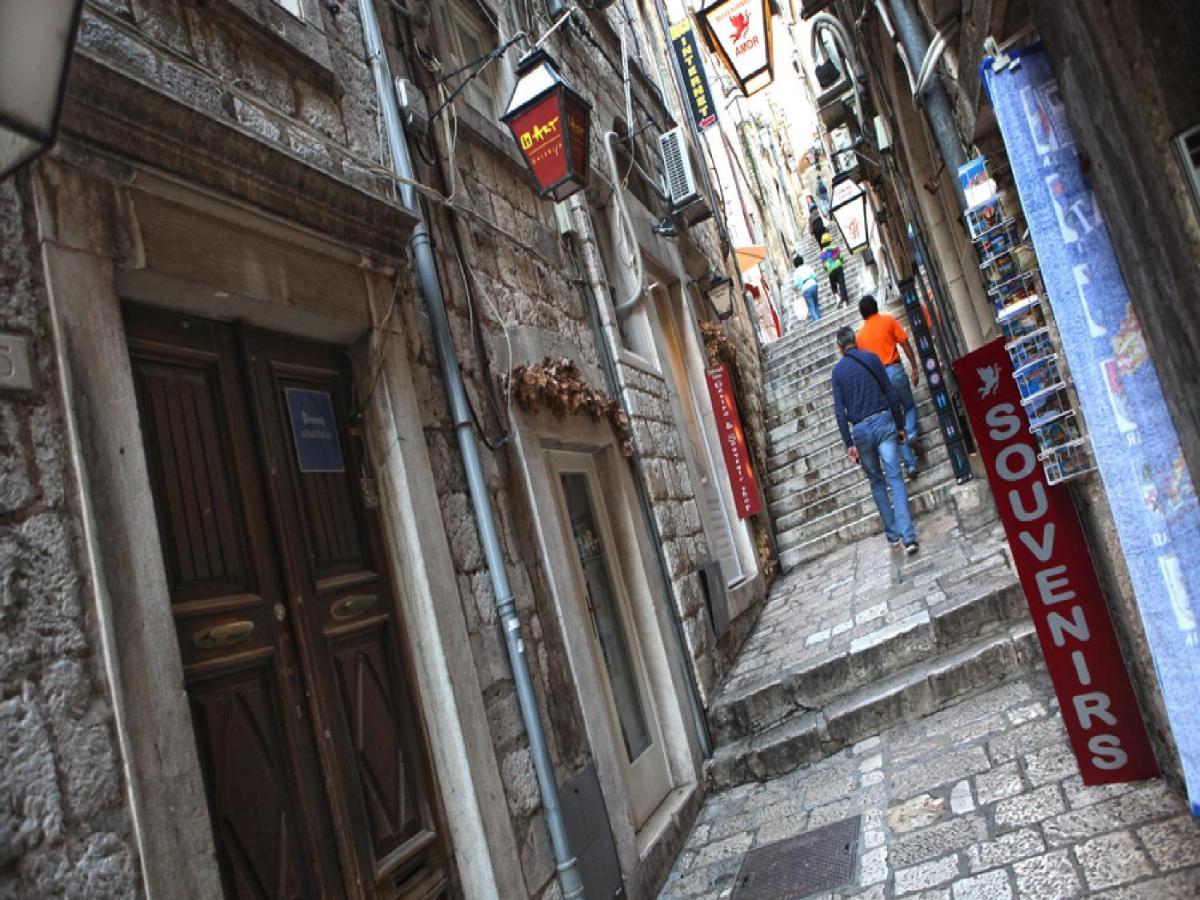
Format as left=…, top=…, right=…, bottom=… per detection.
left=700, top=321, right=738, bottom=368
left=505, top=357, right=635, bottom=457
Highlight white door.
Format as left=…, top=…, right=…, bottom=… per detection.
left=549, top=451, right=672, bottom=827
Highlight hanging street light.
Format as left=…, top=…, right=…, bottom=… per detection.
left=704, top=272, right=737, bottom=320
left=0, top=0, right=85, bottom=179
left=830, top=172, right=869, bottom=252
left=696, top=0, right=775, bottom=97
left=501, top=49, right=592, bottom=202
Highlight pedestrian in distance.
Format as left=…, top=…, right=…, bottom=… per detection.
left=820, top=233, right=850, bottom=307
left=792, top=253, right=821, bottom=323
left=855, top=294, right=922, bottom=478
left=830, top=326, right=919, bottom=555
left=807, top=195, right=828, bottom=244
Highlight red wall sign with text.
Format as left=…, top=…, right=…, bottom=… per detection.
left=954, top=339, right=1158, bottom=785
left=705, top=363, right=762, bottom=519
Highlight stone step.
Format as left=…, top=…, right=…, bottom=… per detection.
left=763, top=300, right=911, bottom=372
left=774, top=463, right=956, bottom=551
left=703, top=623, right=1040, bottom=792
left=768, top=451, right=953, bottom=523
left=707, top=575, right=1028, bottom=745
left=766, top=392, right=939, bottom=450
left=766, top=400, right=941, bottom=464
left=777, top=481, right=961, bottom=569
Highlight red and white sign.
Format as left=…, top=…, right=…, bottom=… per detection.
left=705, top=363, right=762, bottom=518
left=954, top=340, right=1158, bottom=785
left=698, top=0, right=774, bottom=96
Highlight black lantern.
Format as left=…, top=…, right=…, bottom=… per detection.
left=829, top=172, right=869, bottom=252
left=704, top=273, right=736, bottom=320
left=697, top=0, right=775, bottom=97
left=501, top=49, right=592, bottom=201
left=0, top=1, right=85, bottom=179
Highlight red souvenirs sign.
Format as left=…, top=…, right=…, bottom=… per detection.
left=705, top=363, right=762, bottom=518
left=954, top=340, right=1158, bottom=785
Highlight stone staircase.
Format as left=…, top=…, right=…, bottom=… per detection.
left=697, top=232, right=1039, bottom=794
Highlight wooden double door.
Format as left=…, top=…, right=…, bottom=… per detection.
left=126, top=306, right=449, bottom=899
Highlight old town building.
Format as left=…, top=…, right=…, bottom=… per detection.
left=0, top=1, right=776, bottom=897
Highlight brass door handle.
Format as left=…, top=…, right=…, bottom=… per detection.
left=331, top=594, right=378, bottom=621
left=193, top=620, right=255, bottom=650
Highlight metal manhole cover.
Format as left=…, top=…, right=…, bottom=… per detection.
left=730, top=815, right=860, bottom=900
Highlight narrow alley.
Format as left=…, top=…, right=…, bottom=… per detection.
left=662, top=286, right=1200, bottom=897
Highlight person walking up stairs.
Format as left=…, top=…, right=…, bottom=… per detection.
left=820, top=233, right=850, bottom=307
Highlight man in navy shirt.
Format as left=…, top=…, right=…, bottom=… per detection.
left=831, top=326, right=919, bottom=554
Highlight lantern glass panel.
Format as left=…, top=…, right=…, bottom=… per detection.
left=565, top=94, right=590, bottom=184
left=0, top=0, right=82, bottom=176
left=507, top=91, right=570, bottom=194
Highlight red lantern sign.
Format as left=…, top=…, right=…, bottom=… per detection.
left=696, top=0, right=775, bottom=97
left=501, top=49, right=592, bottom=201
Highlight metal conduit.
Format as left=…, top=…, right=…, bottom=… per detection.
left=356, top=1, right=584, bottom=897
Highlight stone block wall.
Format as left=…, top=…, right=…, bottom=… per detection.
left=0, top=182, right=141, bottom=897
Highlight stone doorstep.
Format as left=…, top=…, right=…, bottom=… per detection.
left=767, top=447, right=951, bottom=515
left=777, top=484, right=958, bottom=569
left=707, top=577, right=1027, bottom=745
left=775, top=478, right=956, bottom=553
left=703, top=623, right=1041, bottom=793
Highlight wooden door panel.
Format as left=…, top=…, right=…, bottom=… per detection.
left=330, top=623, right=430, bottom=862
left=245, top=331, right=449, bottom=896
left=132, top=351, right=249, bottom=602
left=190, top=657, right=309, bottom=900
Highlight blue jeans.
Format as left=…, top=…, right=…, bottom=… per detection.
left=852, top=411, right=916, bottom=545
left=803, top=285, right=821, bottom=321
left=886, top=362, right=920, bottom=472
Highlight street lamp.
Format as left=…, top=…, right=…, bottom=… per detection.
left=696, top=0, right=775, bottom=97
left=0, top=1, right=85, bottom=179
left=704, top=273, right=737, bottom=320
left=501, top=49, right=592, bottom=202
left=829, top=172, right=869, bottom=252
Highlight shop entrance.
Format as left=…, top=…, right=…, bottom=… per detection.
left=125, top=306, right=449, bottom=898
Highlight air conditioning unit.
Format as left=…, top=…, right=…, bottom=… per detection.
left=659, top=128, right=713, bottom=228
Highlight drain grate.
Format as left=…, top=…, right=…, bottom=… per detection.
left=730, top=815, right=861, bottom=900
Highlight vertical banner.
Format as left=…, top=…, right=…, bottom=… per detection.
left=669, top=20, right=718, bottom=131
left=705, top=363, right=762, bottom=518
left=899, top=279, right=973, bottom=483
left=954, top=341, right=1158, bottom=785
left=987, top=48, right=1200, bottom=812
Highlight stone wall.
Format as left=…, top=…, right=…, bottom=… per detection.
left=0, top=181, right=141, bottom=897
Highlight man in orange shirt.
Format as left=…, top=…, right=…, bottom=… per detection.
left=856, top=295, right=921, bottom=477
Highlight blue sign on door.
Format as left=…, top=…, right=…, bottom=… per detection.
left=285, top=388, right=345, bottom=473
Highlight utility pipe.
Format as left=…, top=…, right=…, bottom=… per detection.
left=605, top=130, right=648, bottom=316
left=568, top=194, right=713, bottom=759
left=807, top=13, right=865, bottom=126
left=885, top=0, right=968, bottom=208
left=356, top=2, right=585, bottom=897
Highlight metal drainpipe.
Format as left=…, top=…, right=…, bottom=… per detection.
left=885, top=0, right=969, bottom=209
left=568, top=195, right=713, bottom=760
left=355, top=2, right=584, bottom=897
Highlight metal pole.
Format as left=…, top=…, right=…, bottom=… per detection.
left=356, top=2, right=584, bottom=897
left=886, top=0, right=969, bottom=209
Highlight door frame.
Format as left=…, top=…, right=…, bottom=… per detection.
left=32, top=164, right=528, bottom=899
left=507, top=402, right=702, bottom=873
left=547, top=450, right=673, bottom=828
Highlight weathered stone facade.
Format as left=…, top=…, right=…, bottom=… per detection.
left=2, top=0, right=771, bottom=897
left=0, top=180, right=141, bottom=897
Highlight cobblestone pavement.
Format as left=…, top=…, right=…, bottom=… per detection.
left=720, top=509, right=1015, bottom=701
left=662, top=672, right=1200, bottom=898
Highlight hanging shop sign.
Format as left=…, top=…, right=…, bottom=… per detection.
left=954, top=339, right=1158, bottom=786
left=705, top=364, right=762, bottom=518
left=501, top=49, right=592, bottom=201
left=696, top=0, right=775, bottom=97
left=669, top=20, right=718, bottom=131
left=829, top=173, right=869, bottom=252
left=285, top=388, right=345, bottom=474
left=986, top=45, right=1200, bottom=813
